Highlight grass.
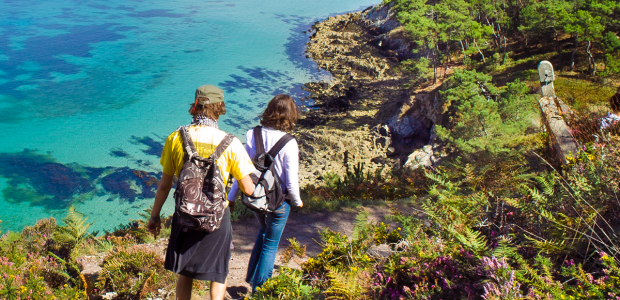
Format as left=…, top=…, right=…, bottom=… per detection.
left=554, top=75, right=617, bottom=113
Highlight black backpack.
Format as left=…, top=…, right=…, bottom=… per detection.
left=173, top=126, right=235, bottom=232
left=241, top=126, right=294, bottom=213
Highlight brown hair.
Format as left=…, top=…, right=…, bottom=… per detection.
left=610, top=88, right=620, bottom=113
left=189, top=97, right=227, bottom=120
left=260, top=94, right=299, bottom=132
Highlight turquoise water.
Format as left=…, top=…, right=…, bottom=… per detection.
left=0, top=0, right=378, bottom=233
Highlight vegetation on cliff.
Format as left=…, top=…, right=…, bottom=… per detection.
left=1, top=0, right=620, bottom=298
left=253, top=0, right=620, bottom=298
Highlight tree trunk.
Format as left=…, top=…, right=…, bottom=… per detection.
left=474, top=38, right=486, bottom=63
left=586, top=40, right=596, bottom=76
left=444, top=57, right=449, bottom=78
left=433, top=47, right=438, bottom=84
left=502, top=36, right=507, bottom=65
left=554, top=28, right=561, bottom=59
left=486, top=18, right=500, bottom=49
left=445, top=43, right=451, bottom=78
left=570, top=35, right=578, bottom=72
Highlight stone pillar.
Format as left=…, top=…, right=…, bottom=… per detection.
left=538, top=60, right=556, bottom=98
left=537, top=61, right=578, bottom=165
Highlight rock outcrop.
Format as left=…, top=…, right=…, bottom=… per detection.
left=360, top=5, right=419, bottom=61
left=298, top=4, right=445, bottom=186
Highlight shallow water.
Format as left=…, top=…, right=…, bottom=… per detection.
left=0, top=0, right=379, bottom=232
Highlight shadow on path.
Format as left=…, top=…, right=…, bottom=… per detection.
left=224, top=203, right=413, bottom=298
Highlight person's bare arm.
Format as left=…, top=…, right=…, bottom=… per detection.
left=147, top=173, right=174, bottom=236
left=238, top=174, right=255, bottom=196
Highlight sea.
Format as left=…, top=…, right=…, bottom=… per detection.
left=0, top=0, right=379, bottom=233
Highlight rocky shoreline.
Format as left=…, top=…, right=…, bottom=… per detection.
left=296, top=5, right=446, bottom=187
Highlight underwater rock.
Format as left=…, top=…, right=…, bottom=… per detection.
left=131, top=136, right=164, bottom=157
left=0, top=150, right=93, bottom=208
left=101, top=167, right=160, bottom=202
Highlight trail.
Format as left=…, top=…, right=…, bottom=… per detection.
left=224, top=204, right=408, bottom=299
left=79, top=203, right=411, bottom=299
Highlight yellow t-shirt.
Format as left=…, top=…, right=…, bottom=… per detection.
left=160, top=126, right=255, bottom=196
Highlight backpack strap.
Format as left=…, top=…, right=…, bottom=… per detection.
left=209, top=133, right=236, bottom=160
left=253, top=126, right=295, bottom=158
left=268, top=134, right=295, bottom=158
left=178, top=126, right=199, bottom=160
left=253, top=126, right=265, bottom=155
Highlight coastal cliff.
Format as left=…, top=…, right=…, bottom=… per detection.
left=296, top=4, right=444, bottom=187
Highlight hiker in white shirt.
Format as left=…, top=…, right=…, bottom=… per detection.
left=601, top=89, right=620, bottom=130
left=228, top=94, right=303, bottom=291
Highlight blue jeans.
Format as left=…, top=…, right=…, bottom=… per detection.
left=246, top=201, right=290, bottom=291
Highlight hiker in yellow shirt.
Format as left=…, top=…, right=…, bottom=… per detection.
left=147, top=85, right=256, bottom=300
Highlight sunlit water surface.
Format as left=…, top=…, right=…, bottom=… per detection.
left=0, top=0, right=379, bottom=232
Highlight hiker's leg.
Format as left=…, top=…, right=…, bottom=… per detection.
left=246, top=211, right=268, bottom=283
left=176, top=274, right=193, bottom=300
left=210, top=279, right=227, bottom=300
left=251, top=202, right=290, bottom=291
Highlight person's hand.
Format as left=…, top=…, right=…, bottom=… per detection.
left=147, top=216, right=161, bottom=238
left=292, top=203, right=303, bottom=213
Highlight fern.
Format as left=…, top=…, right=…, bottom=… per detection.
left=352, top=210, right=370, bottom=240
left=492, top=236, right=518, bottom=259
left=48, top=251, right=88, bottom=293
left=138, top=205, right=154, bottom=222
left=98, top=256, right=124, bottom=290
left=282, top=238, right=307, bottom=264
left=54, top=206, right=93, bottom=249
left=450, top=227, right=489, bottom=256
left=136, top=270, right=156, bottom=299
left=525, top=235, right=568, bottom=255
left=535, top=175, right=555, bottom=197
left=324, top=266, right=366, bottom=300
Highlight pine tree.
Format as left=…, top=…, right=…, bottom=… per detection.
left=435, top=70, right=534, bottom=155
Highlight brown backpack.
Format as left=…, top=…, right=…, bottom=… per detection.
left=173, top=126, right=235, bottom=232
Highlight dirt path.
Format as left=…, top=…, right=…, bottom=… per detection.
left=80, top=204, right=412, bottom=300
left=223, top=204, right=411, bottom=299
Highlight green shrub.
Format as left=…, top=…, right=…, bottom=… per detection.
left=251, top=267, right=319, bottom=300
left=436, top=69, right=536, bottom=156
left=97, top=242, right=165, bottom=295
left=0, top=228, right=80, bottom=299
left=231, top=202, right=254, bottom=222
left=400, top=57, right=434, bottom=86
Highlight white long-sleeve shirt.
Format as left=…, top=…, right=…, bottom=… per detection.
left=601, top=113, right=620, bottom=130
left=227, top=127, right=303, bottom=207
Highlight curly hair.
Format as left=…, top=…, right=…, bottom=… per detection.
left=260, top=94, right=299, bottom=132
left=188, top=98, right=227, bottom=120
left=610, top=88, right=620, bottom=113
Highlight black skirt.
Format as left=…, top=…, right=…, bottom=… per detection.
left=164, top=207, right=232, bottom=283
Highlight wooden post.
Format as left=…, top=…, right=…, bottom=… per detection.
left=537, top=61, right=578, bottom=165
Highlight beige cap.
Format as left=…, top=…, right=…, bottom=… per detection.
left=195, top=85, right=224, bottom=104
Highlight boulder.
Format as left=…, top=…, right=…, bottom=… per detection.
left=404, top=145, right=435, bottom=170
